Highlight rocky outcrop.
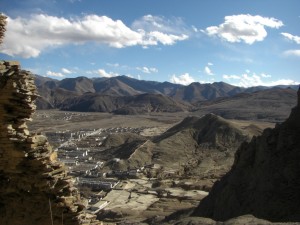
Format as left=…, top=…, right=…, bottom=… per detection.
left=193, top=87, right=300, bottom=222
left=0, top=61, right=99, bottom=225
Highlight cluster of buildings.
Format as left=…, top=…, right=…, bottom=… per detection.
left=42, top=125, right=161, bottom=214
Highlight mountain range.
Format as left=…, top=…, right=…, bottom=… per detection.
left=35, top=75, right=298, bottom=121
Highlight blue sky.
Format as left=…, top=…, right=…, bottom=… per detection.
left=0, top=0, right=299, bottom=87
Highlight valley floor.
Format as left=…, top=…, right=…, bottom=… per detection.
left=29, top=110, right=274, bottom=134
left=28, top=110, right=276, bottom=224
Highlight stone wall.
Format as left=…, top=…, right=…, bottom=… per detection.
left=0, top=14, right=6, bottom=45
left=0, top=61, right=99, bottom=225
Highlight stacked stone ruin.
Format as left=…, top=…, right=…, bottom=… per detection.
left=0, top=14, right=6, bottom=45
left=0, top=61, right=100, bottom=225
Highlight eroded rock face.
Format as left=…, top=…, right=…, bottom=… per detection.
left=0, top=61, right=93, bottom=225
left=193, top=87, right=300, bottom=222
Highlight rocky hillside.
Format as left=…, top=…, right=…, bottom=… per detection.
left=170, top=82, right=243, bottom=103
left=194, top=87, right=297, bottom=122
left=0, top=61, right=99, bottom=225
left=96, top=114, right=263, bottom=190
left=149, top=114, right=255, bottom=182
left=58, top=92, right=190, bottom=113
left=193, top=87, right=300, bottom=222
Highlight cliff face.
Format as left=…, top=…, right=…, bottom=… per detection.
left=0, top=61, right=89, bottom=225
left=193, top=87, right=300, bottom=222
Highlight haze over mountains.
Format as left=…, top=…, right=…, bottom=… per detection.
left=35, top=75, right=297, bottom=121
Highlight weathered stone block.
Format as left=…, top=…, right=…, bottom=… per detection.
left=4, top=61, right=20, bottom=66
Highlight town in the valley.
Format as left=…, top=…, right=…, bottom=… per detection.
left=30, top=110, right=209, bottom=223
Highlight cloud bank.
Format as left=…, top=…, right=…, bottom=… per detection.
left=0, top=14, right=189, bottom=58
left=97, top=69, right=119, bottom=78
left=170, top=73, right=195, bottom=85
left=223, top=71, right=298, bottom=87
left=46, top=70, right=65, bottom=77
left=205, top=14, right=283, bottom=44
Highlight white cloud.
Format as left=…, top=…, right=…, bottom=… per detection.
left=261, top=73, right=271, bottom=78
left=205, top=14, right=283, bottom=44
left=132, top=14, right=189, bottom=35
left=204, top=66, right=213, bottom=76
left=223, top=74, right=241, bottom=80
left=132, top=14, right=189, bottom=46
left=0, top=14, right=189, bottom=58
left=223, top=72, right=298, bottom=87
left=267, top=79, right=299, bottom=86
left=136, top=66, right=158, bottom=74
left=46, top=70, right=65, bottom=77
left=283, top=49, right=300, bottom=57
left=203, top=62, right=214, bottom=76
left=192, top=25, right=198, bottom=32
left=281, top=33, right=300, bottom=57
left=199, top=80, right=214, bottom=84
left=146, top=31, right=188, bottom=45
left=61, top=68, right=72, bottom=74
left=106, top=63, right=120, bottom=67
left=97, top=69, right=119, bottom=78
left=281, top=32, right=300, bottom=44
left=170, top=73, right=195, bottom=85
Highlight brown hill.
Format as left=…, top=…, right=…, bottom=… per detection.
left=149, top=114, right=253, bottom=181
left=93, top=133, right=147, bottom=162
left=194, top=88, right=297, bottom=122
left=93, top=76, right=142, bottom=96
left=97, top=114, right=261, bottom=189
left=193, top=87, right=300, bottom=222
left=58, top=76, right=95, bottom=94
left=171, top=82, right=243, bottom=103
left=59, top=93, right=190, bottom=113
left=113, top=93, right=191, bottom=114
left=58, top=93, right=122, bottom=112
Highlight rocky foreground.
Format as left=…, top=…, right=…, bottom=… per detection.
left=0, top=61, right=100, bottom=225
